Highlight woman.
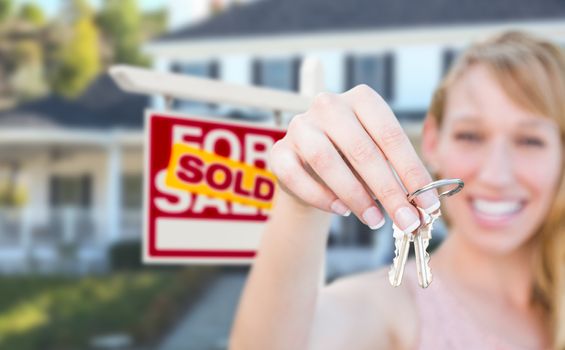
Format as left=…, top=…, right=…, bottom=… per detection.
left=230, top=31, right=565, bottom=349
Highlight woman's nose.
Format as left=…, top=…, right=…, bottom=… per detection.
left=477, top=139, right=515, bottom=188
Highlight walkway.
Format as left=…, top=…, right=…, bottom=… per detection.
left=158, top=272, right=247, bottom=350
left=158, top=242, right=406, bottom=350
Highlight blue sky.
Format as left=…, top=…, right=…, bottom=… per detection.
left=16, top=0, right=167, bottom=17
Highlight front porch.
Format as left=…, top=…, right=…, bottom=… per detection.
left=0, top=207, right=143, bottom=274
left=0, top=128, right=144, bottom=274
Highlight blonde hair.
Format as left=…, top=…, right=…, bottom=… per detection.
left=429, top=31, right=565, bottom=349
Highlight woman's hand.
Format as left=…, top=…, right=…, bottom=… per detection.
left=270, top=84, right=440, bottom=233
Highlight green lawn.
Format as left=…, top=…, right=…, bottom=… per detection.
left=0, top=267, right=216, bottom=350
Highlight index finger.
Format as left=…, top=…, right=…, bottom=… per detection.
left=342, top=85, right=440, bottom=213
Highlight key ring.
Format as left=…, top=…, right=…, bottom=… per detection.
left=407, top=178, right=464, bottom=203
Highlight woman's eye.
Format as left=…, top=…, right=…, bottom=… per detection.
left=517, top=136, right=545, bottom=147
left=454, top=132, right=482, bottom=142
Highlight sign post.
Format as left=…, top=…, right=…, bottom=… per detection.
left=110, top=58, right=324, bottom=264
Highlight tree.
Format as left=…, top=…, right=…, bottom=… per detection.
left=141, top=9, right=167, bottom=41
left=19, top=3, right=45, bottom=26
left=98, top=0, right=147, bottom=65
left=61, top=0, right=93, bottom=24
left=10, top=40, right=47, bottom=99
left=0, top=0, right=12, bottom=23
left=52, top=15, right=100, bottom=97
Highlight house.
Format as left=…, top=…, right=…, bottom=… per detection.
left=0, top=74, right=147, bottom=273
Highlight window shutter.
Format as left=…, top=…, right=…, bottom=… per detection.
left=252, top=59, right=262, bottom=86
left=344, top=54, right=355, bottom=91
left=383, top=52, right=395, bottom=101
left=443, top=49, right=457, bottom=76
left=171, top=62, right=183, bottom=74
left=81, top=174, right=92, bottom=208
left=291, top=57, right=301, bottom=92
left=207, top=60, right=220, bottom=109
left=170, top=63, right=183, bottom=109
left=209, top=60, right=220, bottom=79
left=49, top=176, right=59, bottom=206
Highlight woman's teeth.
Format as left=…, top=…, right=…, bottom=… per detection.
left=472, top=199, right=523, bottom=216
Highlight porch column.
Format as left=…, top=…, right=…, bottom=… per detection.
left=106, top=142, right=122, bottom=244
left=20, top=207, right=32, bottom=251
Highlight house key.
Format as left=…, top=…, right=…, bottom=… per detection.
left=388, top=178, right=464, bottom=288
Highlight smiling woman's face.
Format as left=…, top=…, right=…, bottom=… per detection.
left=424, top=63, right=563, bottom=255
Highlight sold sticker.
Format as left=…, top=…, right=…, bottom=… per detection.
left=165, top=144, right=276, bottom=209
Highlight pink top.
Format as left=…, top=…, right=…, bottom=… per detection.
left=403, top=259, right=536, bottom=350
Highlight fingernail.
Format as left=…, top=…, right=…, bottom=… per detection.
left=371, top=217, right=386, bottom=230
left=362, top=206, right=385, bottom=229
left=395, top=207, right=421, bottom=233
left=417, top=191, right=440, bottom=214
left=331, top=199, right=351, bottom=216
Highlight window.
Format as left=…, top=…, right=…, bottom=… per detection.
left=122, top=174, right=143, bottom=209
left=49, top=175, right=91, bottom=208
left=170, top=61, right=219, bottom=110
left=252, top=57, right=300, bottom=91
left=172, top=61, right=219, bottom=78
left=345, top=53, right=395, bottom=101
left=442, top=48, right=460, bottom=76
left=171, top=61, right=219, bottom=78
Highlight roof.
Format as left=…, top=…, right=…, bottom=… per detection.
left=157, top=0, right=565, bottom=42
left=0, top=74, right=149, bottom=129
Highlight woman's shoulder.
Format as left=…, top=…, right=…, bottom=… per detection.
left=320, top=265, right=419, bottom=349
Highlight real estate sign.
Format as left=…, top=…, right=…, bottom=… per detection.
left=144, top=110, right=286, bottom=264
